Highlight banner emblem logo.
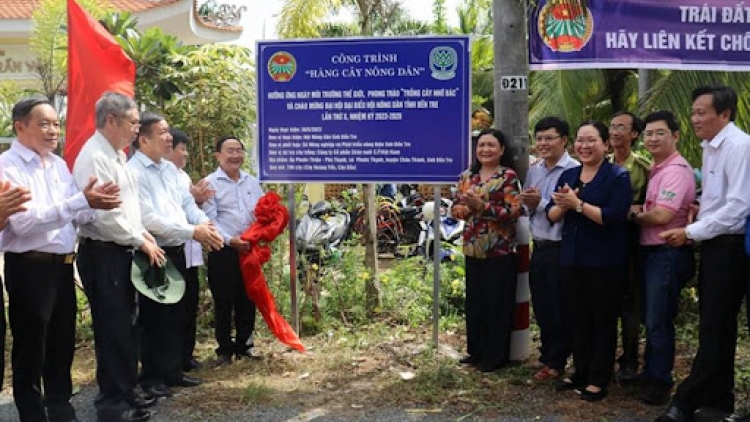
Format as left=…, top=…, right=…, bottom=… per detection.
left=268, top=51, right=296, bottom=82
left=538, top=1, right=594, bottom=52
left=429, top=47, right=458, bottom=80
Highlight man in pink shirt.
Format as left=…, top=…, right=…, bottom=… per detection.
left=631, top=110, right=696, bottom=406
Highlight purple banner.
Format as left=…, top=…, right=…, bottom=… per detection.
left=529, top=0, right=750, bottom=70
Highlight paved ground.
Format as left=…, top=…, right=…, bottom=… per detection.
left=0, top=385, right=674, bottom=422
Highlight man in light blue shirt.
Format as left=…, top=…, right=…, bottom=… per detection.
left=203, top=136, right=264, bottom=366
left=127, top=112, right=223, bottom=399
left=519, top=116, right=579, bottom=381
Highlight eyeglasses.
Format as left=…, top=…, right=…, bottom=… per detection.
left=534, top=135, right=561, bottom=144
left=222, top=148, right=246, bottom=155
left=37, top=121, right=61, bottom=131
left=609, top=124, right=631, bottom=132
left=643, top=130, right=671, bottom=138
left=575, top=138, right=600, bottom=145
left=114, top=115, right=141, bottom=131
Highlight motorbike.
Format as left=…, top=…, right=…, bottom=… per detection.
left=295, top=199, right=350, bottom=319
left=350, top=190, right=424, bottom=257
left=417, top=197, right=465, bottom=262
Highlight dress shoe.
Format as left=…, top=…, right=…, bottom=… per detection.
left=554, top=377, right=583, bottom=393
left=656, top=405, right=694, bottom=422
left=236, top=348, right=262, bottom=360
left=97, top=408, right=151, bottom=422
left=617, top=366, right=639, bottom=385
left=167, top=374, right=202, bottom=388
left=458, top=355, right=478, bottom=366
left=183, top=357, right=202, bottom=372
left=142, top=384, right=174, bottom=399
left=214, top=354, right=232, bottom=368
left=581, top=387, right=608, bottom=402
left=642, top=381, right=673, bottom=406
left=477, top=361, right=507, bottom=373
left=126, top=392, right=157, bottom=409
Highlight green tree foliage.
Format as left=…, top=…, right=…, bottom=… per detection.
left=30, top=0, right=112, bottom=100
left=30, top=4, right=256, bottom=175
left=163, top=44, right=256, bottom=178
left=642, top=70, right=750, bottom=167
left=278, top=0, right=413, bottom=38
left=0, top=81, right=28, bottom=136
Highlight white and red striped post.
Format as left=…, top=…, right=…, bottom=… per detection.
left=510, top=215, right=531, bottom=361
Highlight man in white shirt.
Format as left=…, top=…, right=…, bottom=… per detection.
left=166, top=128, right=215, bottom=372
left=127, top=112, right=222, bottom=398
left=519, top=116, right=579, bottom=381
left=73, top=92, right=164, bottom=422
left=0, top=96, right=119, bottom=422
left=657, top=86, right=750, bottom=422
left=203, top=137, right=264, bottom=366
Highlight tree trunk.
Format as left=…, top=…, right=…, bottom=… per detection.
left=363, top=184, right=382, bottom=312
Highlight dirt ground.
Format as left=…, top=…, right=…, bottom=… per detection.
left=4, top=327, right=702, bottom=421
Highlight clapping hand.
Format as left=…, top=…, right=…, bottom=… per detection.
left=0, top=180, right=31, bottom=221
left=519, top=187, right=541, bottom=210
left=551, top=183, right=580, bottom=210
left=190, top=179, right=215, bottom=205
left=464, top=188, right=485, bottom=213
left=82, top=176, right=121, bottom=210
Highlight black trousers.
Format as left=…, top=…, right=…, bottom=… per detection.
left=464, top=254, right=517, bottom=368
left=5, top=253, right=77, bottom=422
left=673, top=235, right=749, bottom=413
left=565, top=265, right=623, bottom=389
left=181, top=265, right=200, bottom=366
left=138, top=247, right=186, bottom=388
left=207, top=247, right=256, bottom=357
left=1, top=277, right=5, bottom=391
left=618, top=223, right=642, bottom=371
left=76, top=240, right=139, bottom=420
left=529, top=243, right=570, bottom=371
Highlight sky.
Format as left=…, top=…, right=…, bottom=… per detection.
left=230, top=0, right=461, bottom=50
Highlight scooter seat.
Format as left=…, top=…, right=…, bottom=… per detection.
left=399, top=206, right=419, bottom=219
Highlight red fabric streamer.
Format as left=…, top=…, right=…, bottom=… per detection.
left=239, top=191, right=305, bottom=352
left=66, top=0, right=135, bottom=170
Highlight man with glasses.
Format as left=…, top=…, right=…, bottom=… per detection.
left=127, top=112, right=223, bottom=399
left=631, top=111, right=696, bottom=406
left=0, top=95, right=120, bottom=422
left=203, top=136, right=264, bottom=367
left=520, top=117, right=579, bottom=381
left=73, top=92, right=164, bottom=422
left=608, top=111, right=651, bottom=384
left=657, top=85, right=750, bottom=422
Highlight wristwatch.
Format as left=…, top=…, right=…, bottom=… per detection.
left=685, top=226, right=693, bottom=241
left=575, top=201, right=584, bottom=213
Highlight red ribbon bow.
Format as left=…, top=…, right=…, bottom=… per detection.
left=239, top=191, right=305, bottom=352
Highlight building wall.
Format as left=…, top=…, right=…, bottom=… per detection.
left=0, top=41, right=40, bottom=88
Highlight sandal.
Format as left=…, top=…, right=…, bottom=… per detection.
left=533, top=366, right=560, bottom=381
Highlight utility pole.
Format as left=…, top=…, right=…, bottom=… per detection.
left=494, top=0, right=530, bottom=362
left=493, top=0, right=529, bottom=182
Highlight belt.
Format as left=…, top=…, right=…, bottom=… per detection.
left=162, top=245, right=185, bottom=255
left=10, top=251, right=76, bottom=265
left=80, top=237, right=131, bottom=251
left=534, top=239, right=561, bottom=249
left=642, top=244, right=692, bottom=251
left=703, top=234, right=744, bottom=246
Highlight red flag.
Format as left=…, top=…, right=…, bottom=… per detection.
left=65, top=0, right=135, bottom=170
left=239, top=192, right=306, bottom=353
